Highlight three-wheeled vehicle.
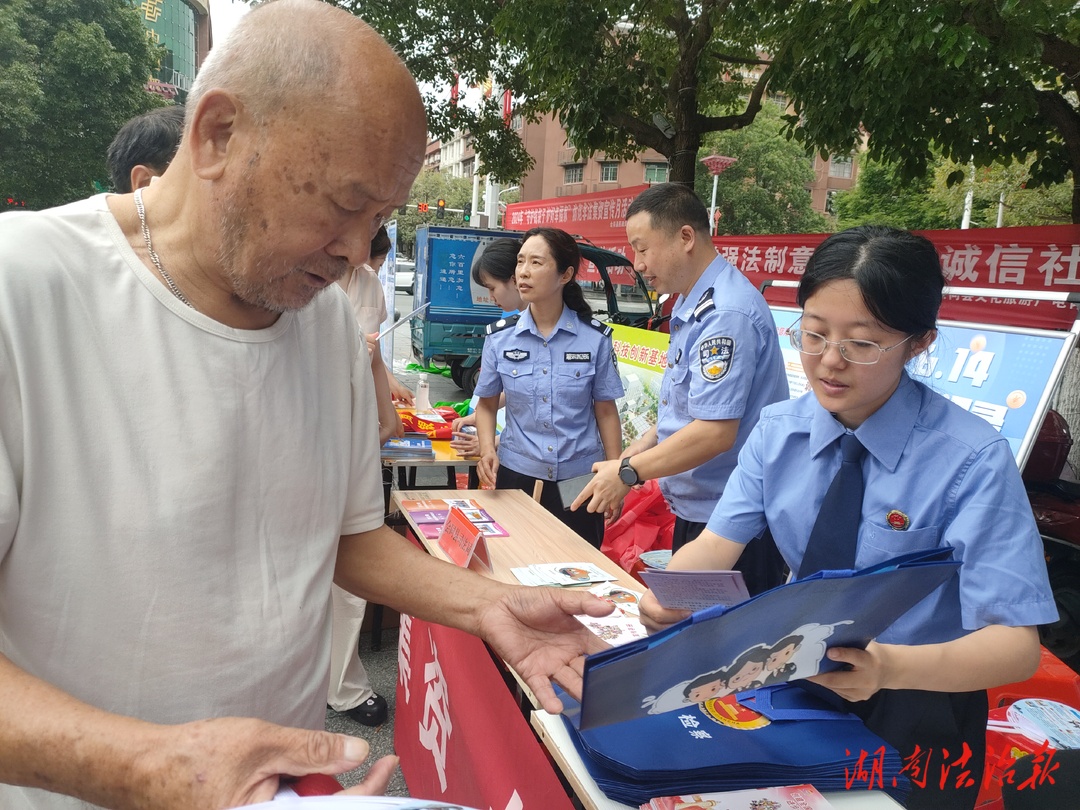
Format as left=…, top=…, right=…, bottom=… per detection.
left=411, top=225, right=658, bottom=395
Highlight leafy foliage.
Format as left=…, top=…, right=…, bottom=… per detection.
left=695, top=103, right=828, bottom=234
left=337, top=0, right=772, bottom=184
left=766, top=0, right=1080, bottom=222
left=392, top=168, right=475, bottom=258
left=832, top=159, right=955, bottom=231
left=0, top=0, right=165, bottom=209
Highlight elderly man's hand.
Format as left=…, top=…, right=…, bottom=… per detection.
left=475, top=586, right=615, bottom=713
left=136, top=718, right=397, bottom=808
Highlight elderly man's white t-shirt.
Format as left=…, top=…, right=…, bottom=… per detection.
left=0, top=196, right=383, bottom=809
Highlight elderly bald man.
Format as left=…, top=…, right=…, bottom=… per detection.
left=0, top=2, right=611, bottom=808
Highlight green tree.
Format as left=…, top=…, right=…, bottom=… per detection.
left=766, top=0, right=1080, bottom=222
left=832, top=159, right=955, bottom=231
left=392, top=168, right=474, bottom=258
left=337, top=0, right=772, bottom=185
left=695, top=103, right=828, bottom=235
left=930, top=158, right=1074, bottom=228
left=0, top=0, right=164, bottom=209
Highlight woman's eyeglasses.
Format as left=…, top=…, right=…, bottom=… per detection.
left=789, top=323, right=913, bottom=365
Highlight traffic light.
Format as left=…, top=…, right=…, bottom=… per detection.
left=417, top=202, right=429, bottom=214
left=462, top=202, right=472, bottom=223
left=436, top=199, right=446, bottom=219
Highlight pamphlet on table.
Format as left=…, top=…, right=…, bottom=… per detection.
left=399, top=497, right=509, bottom=540
left=640, top=783, right=836, bottom=809
left=380, top=435, right=434, bottom=459
left=511, top=561, right=616, bottom=587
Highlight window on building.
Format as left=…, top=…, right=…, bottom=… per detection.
left=510, top=114, right=523, bottom=130
left=828, top=155, right=854, bottom=179
left=644, top=163, right=669, bottom=184
left=564, top=164, right=584, bottom=184
left=600, top=162, right=619, bottom=183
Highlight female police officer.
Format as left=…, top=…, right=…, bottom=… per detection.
left=475, top=227, right=624, bottom=547
left=640, top=225, right=1056, bottom=809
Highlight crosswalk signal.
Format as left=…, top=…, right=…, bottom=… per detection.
left=463, top=202, right=471, bottom=223
left=417, top=202, right=429, bottom=213
left=436, top=199, right=446, bottom=219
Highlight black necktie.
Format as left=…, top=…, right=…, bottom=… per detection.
left=798, top=432, right=866, bottom=578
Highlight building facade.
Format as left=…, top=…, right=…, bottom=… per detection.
left=514, top=113, right=670, bottom=202
left=137, top=0, right=211, bottom=102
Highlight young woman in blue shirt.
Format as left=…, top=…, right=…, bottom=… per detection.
left=474, top=227, right=624, bottom=546
left=640, top=225, right=1057, bottom=810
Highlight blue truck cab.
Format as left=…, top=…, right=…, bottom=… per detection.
left=411, top=225, right=657, bottom=394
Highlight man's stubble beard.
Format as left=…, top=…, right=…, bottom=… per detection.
left=216, top=189, right=349, bottom=314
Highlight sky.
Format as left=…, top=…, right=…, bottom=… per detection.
left=209, top=0, right=250, bottom=46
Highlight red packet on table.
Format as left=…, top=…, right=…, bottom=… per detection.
left=436, top=506, right=491, bottom=572
left=399, top=406, right=458, bottom=439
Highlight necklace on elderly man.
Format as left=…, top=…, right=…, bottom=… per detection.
left=133, top=187, right=194, bottom=309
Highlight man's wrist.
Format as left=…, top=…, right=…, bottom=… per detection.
left=618, top=457, right=643, bottom=486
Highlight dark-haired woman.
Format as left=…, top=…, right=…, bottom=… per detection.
left=640, top=225, right=1056, bottom=809
left=474, top=227, right=624, bottom=546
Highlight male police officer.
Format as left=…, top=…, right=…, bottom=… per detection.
left=577, top=184, right=788, bottom=591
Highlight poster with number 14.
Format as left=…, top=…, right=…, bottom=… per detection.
left=769, top=306, right=1076, bottom=468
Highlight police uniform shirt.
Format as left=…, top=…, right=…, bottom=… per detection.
left=475, top=304, right=624, bottom=481
left=656, top=254, right=789, bottom=522
left=706, top=373, right=1057, bottom=645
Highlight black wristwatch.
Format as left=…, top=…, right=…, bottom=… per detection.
left=618, top=457, right=642, bottom=486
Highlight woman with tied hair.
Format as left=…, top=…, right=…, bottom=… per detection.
left=474, top=227, right=624, bottom=547
left=641, top=225, right=1056, bottom=810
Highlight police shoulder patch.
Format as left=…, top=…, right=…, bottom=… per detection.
left=693, top=287, right=716, bottom=320
left=586, top=317, right=613, bottom=337
left=485, top=314, right=520, bottom=335
left=699, top=336, right=735, bottom=382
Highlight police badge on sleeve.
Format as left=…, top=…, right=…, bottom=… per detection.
left=699, top=337, right=735, bottom=382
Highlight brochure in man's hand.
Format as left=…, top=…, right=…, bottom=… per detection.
left=578, top=546, right=961, bottom=729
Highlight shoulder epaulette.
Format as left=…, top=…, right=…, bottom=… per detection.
left=586, top=317, right=613, bottom=337
left=693, top=287, right=716, bottom=320
left=485, top=314, right=520, bottom=336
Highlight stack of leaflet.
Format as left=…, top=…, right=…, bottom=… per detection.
left=381, top=434, right=435, bottom=460
left=558, top=683, right=909, bottom=806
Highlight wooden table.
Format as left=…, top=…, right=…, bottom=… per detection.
left=390, top=487, right=640, bottom=591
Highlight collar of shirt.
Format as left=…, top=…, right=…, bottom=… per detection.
left=514, top=303, right=578, bottom=339
left=807, top=372, right=920, bottom=472
left=670, top=254, right=737, bottom=326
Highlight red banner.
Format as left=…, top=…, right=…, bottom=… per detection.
left=395, top=611, right=575, bottom=810
left=507, top=187, right=1080, bottom=329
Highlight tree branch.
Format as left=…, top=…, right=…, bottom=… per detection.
left=697, top=68, right=771, bottom=132
left=605, top=110, right=672, bottom=156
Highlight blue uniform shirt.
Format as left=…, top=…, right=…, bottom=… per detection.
left=475, top=304, right=624, bottom=481
left=656, top=255, right=788, bottom=522
left=706, top=373, right=1057, bottom=645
